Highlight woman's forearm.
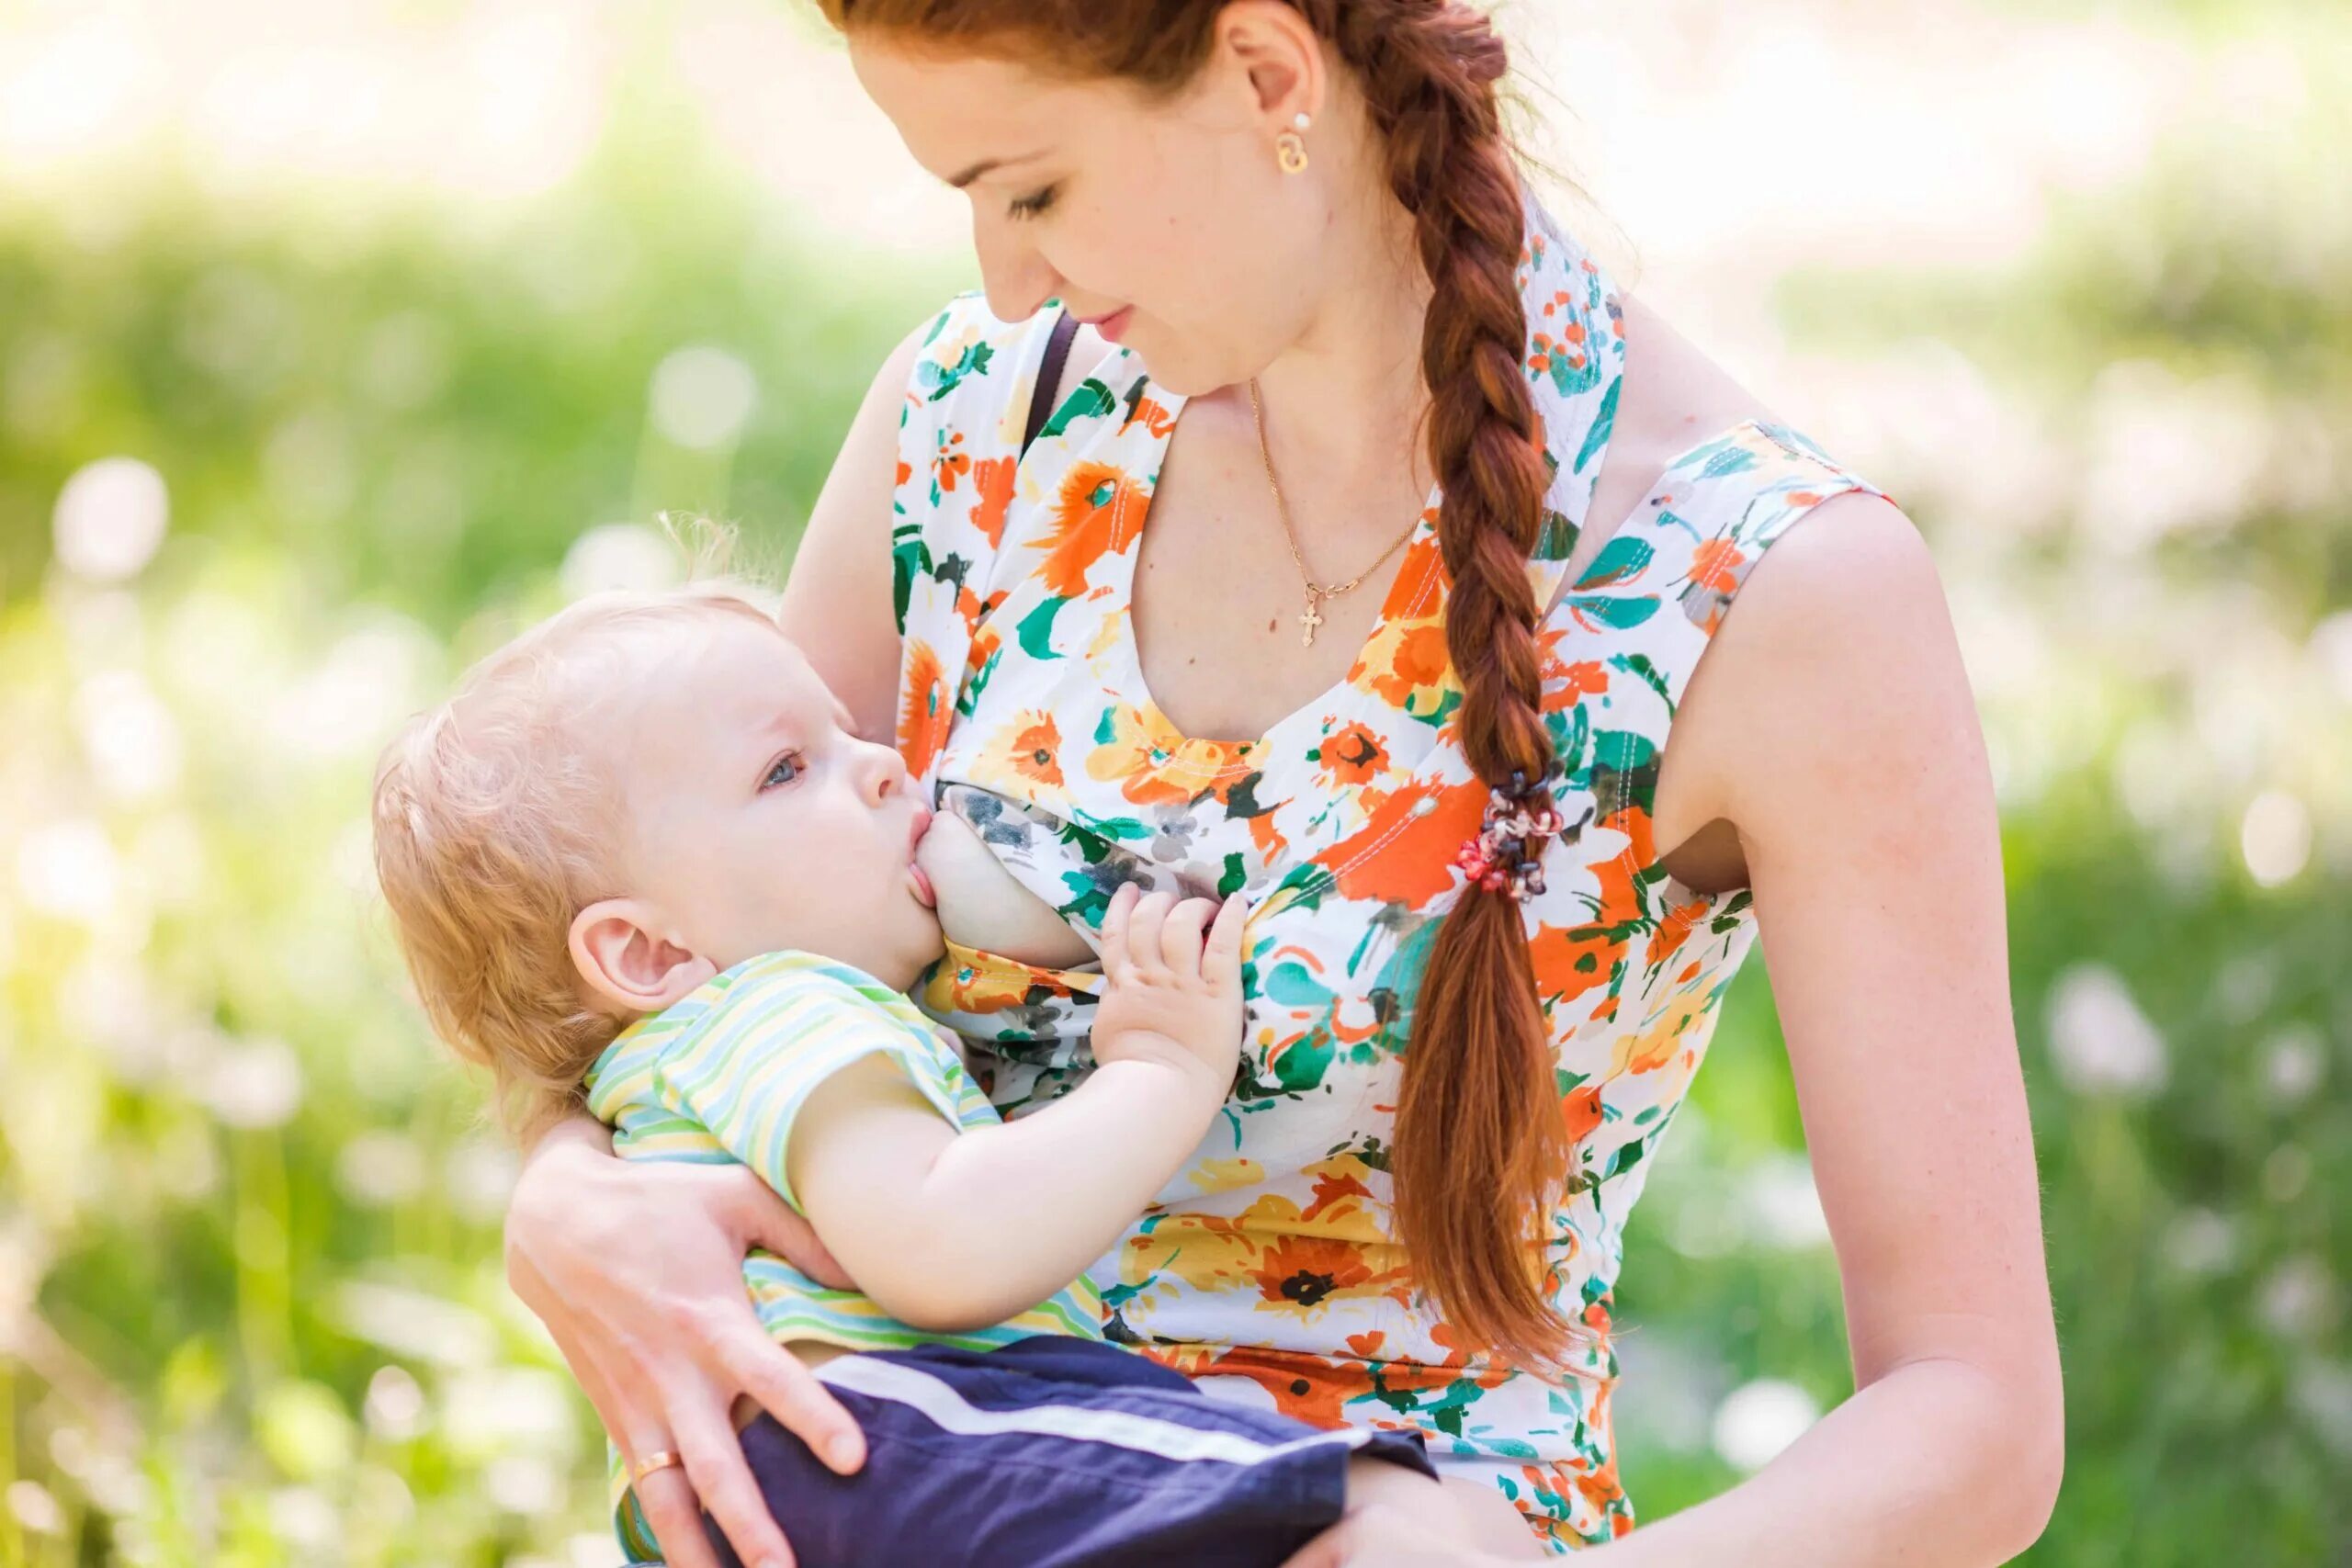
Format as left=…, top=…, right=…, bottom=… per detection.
left=1595, top=1358, right=2062, bottom=1567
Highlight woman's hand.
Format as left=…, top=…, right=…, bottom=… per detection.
left=504, top=1117, right=868, bottom=1568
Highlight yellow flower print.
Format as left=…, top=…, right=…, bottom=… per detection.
left=1611, top=984, right=1714, bottom=1077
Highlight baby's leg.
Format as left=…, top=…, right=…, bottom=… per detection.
left=1344, top=1455, right=1551, bottom=1559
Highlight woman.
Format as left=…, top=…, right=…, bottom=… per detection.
left=505, top=4, right=2064, bottom=1563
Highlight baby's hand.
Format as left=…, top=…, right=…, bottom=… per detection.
left=1091, top=883, right=1249, bottom=1099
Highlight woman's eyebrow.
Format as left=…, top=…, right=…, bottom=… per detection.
left=945, top=148, right=1045, bottom=189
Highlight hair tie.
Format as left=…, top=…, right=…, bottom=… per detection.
left=1453, top=761, right=1565, bottom=903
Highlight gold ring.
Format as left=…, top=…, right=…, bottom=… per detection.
left=631, top=1450, right=684, bottom=1484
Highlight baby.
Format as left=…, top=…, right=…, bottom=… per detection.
left=370, top=576, right=1526, bottom=1565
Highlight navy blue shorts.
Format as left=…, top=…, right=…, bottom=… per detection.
left=700, top=1336, right=1433, bottom=1567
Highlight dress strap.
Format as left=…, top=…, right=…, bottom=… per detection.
left=1022, top=309, right=1080, bottom=458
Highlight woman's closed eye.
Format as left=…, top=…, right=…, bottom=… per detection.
left=759, top=750, right=806, bottom=791
left=1007, top=185, right=1057, bottom=221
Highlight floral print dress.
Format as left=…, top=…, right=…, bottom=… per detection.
left=887, top=187, right=1888, bottom=1552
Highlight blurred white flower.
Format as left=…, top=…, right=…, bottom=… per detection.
left=51, top=456, right=167, bottom=582
left=650, top=344, right=757, bottom=450
left=334, top=1280, right=496, bottom=1369
left=363, top=1365, right=429, bottom=1441
left=2045, top=963, right=2168, bottom=1099
left=560, top=522, right=682, bottom=601
left=446, top=1134, right=520, bottom=1224
left=2259, top=1256, right=2339, bottom=1342
left=196, top=1037, right=304, bottom=1129
left=55, top=953, right=159, bottom=1077
left=267, top=1486, right=339, bottom=1551
left=337, top=1131, right=426, bottom=1208
left=486, top=1452, right=566, bottom=1516
left=2310, top=610, right=2352, bottom=705
left=440, top=1367, right=580, bottom=1460
left=1743, top=1154, right=1831, bottom=1250
left=567, top=1532, right=624, bottom=1568
left=6, top=1480, right=62, bottom=1536
left=269, top=617, right=437, bottom=765
left=2077, top=363, right=2272, bottom=551
left=2292, top=1358, right=2352, bottom=1462
left=73, top=669, right=182, bottom=802
left=16, top=818, right=118, bottom=924
left=2261, top=1024, right=2326, bottom=1105
left=2239, top=790, right=2312, bottom=887
left=1711, top=1378, right=1818, bottom=1472
left=2162, top=1207, right=2238, bottom=1278
left=131, top=812, right=206, bottom=908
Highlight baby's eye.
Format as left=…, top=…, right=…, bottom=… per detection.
left=761, top=751, right=805, bottom=790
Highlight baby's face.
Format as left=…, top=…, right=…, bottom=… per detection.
left=608, top=614, right=944, bottom=992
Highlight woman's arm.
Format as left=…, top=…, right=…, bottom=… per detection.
left=504, top=1114, right=865, bottom=1568
left=503, top=320, right=934, bottom=1568
left=1286, top=494, right=2062, bottom=1568
left=1590, top=493, right=2064, bottom=1564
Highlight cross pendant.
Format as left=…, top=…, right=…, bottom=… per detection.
left=1298, top=592, right=1325, bottom=648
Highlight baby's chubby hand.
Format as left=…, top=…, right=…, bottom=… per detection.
left=1091, top=883, right=1250, bottom=1099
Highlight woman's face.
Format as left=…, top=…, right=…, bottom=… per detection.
left=847, top=19, right=1335, bottom=397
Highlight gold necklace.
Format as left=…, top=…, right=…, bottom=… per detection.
left=1248, top=378, right=1421, bottom=649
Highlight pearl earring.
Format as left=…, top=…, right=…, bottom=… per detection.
left=1276, top=111, right=1311, bottom=175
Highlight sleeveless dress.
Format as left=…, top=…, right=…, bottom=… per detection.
left=887, top=187, right=1888, bottom=1552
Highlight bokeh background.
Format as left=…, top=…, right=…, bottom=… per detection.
left=1, top=1, right=2346, bottom=1563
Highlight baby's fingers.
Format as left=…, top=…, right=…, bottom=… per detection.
left=1159, top=897, right=1219, bottom=976
left=1098, top=882, right=1143, bottom=976
left=1203, top=891, right=1250, bottom=986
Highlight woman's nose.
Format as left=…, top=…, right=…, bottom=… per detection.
left=973, top=215, right=1061, bottom=324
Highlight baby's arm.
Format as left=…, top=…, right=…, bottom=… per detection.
left=788, top=886, right=1246, bottom=1331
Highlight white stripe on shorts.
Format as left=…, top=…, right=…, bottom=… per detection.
left=814, top=1354, right=1374, bottom=1469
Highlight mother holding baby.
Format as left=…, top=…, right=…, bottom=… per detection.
left=504, top=3, right=2062, bottom=1563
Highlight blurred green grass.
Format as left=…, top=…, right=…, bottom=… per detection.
left=2, top=28, right=2347, bottom=1568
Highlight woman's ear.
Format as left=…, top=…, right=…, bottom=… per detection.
left=1216, top=0, right=1324, bottom=128
left=569, top=898, right=718, bottom=1017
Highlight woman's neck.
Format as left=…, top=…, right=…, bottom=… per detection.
left=1249, top=185, right=1441, bottom=502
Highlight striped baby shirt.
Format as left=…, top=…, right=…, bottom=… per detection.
left=581, top=949, right=1106, bottom=1559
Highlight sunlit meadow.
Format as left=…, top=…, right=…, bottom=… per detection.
left=0, top=3, right=2345, bottom=1564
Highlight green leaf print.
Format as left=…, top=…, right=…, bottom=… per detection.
left=1591, top=728, right=1659, bottom=825
left=955, top=644, right=1001, bottom=718
left=1261, top=960, right=1335, bottom=1011
left=918, top=338, right=994, bottom=403
left=889, top=524, right=928, bottom=632
left=1036, top=377, right=1118, bottom=442
left=1216, top=852, right=1249, bottom=897
left=1534, top=507, right=1578, bottom=562
left=1609, top=650, right=1673, bottom=711
left=1696, top=443, right=1759, bottom=480
left=1560, top=592, right=1659, bottom=630
left=1572, top=374, right=1618, bottom=473
left=1571, top=531, right=1653, bottom=592
left=1016, top=595, right=1071, bottom=660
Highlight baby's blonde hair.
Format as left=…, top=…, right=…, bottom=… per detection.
left=373, top=532, right=785, bottom=1145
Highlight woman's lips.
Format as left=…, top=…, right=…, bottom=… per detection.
left=1092, top=306, right=1134, bottom=344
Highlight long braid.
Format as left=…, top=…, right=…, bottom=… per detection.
left=1313, top=0, right=1573, bottom=1367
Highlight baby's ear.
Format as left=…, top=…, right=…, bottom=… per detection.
left=569, top=899, right=717, bottom=1016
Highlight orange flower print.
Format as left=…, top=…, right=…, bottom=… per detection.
left=932, top=429, right=971, bottom=494
left=1361, top=615, right=1458, bottom=723
left=1611, top=983, right=1713, bottom=1077
left=1086, top=703, right=1252, bottom=810
left=968, top=454, right=1017, bottom=548
left=976, top=709, right=1067, bottom=792
left=1033, top=459, right=1147, bottom=599
left=1315, top=721, right=1388, bottom=789
left=1251, top=1235, right=1381, bottom=1316
left=897, top=638, right=951, bottom=781
left=1317, top=777, right=1485, bottom=906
